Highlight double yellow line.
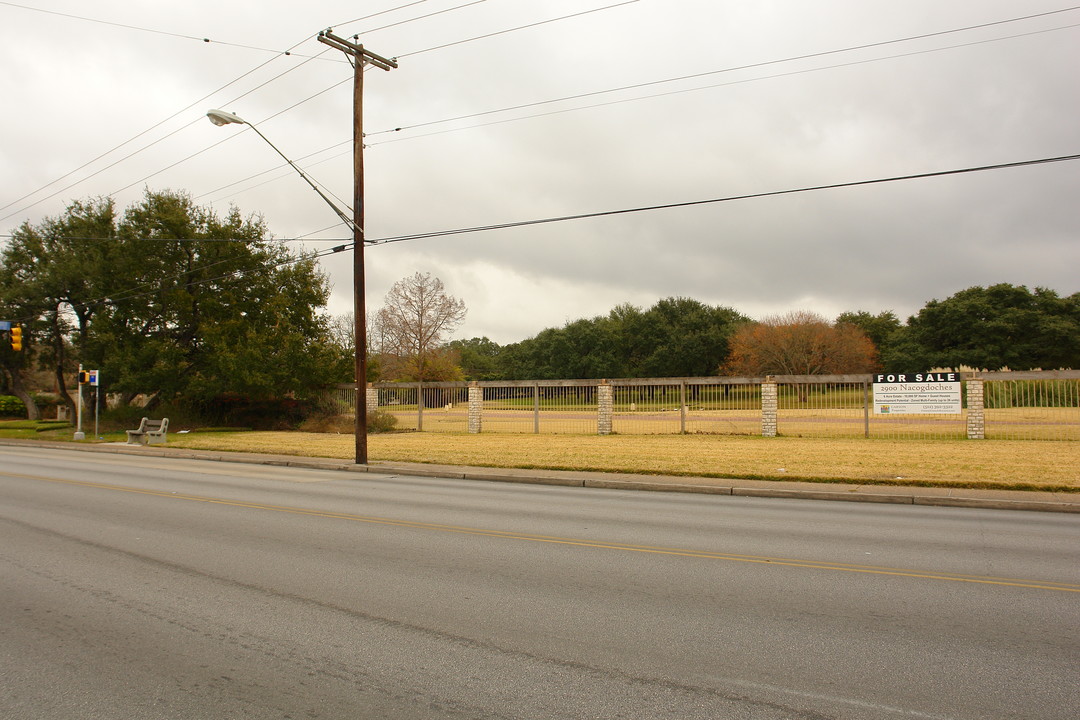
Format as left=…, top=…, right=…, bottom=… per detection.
left=6, top=470, right=1079, bottom=594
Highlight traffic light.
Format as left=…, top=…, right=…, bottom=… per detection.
left=78, top=371, right=90, bottom=384
left=10, top=326, right=21, bottom=352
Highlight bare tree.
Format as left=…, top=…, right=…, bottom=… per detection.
left=327, top=311, right=355, bottom=355
left=376, top=272, right=467, bottom=381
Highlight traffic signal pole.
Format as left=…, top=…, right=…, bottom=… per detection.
left=316, top=30, right=397, bottom=465
left=74, top=364, right=85, bottom=441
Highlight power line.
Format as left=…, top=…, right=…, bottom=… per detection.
left=0, top=49, right=314, bottom=224
left=397, top=0, right=640, bottom=57
left=107, top=75, right=353, bottom=199
left=368, top=20, right=1080, bottom=149
left=16, top=151, right=1076, bottom=248
left=0, top=48, right=346, bottom=226
left=117, top=1, right=644, bottom=203
left=0, top=0, right=439, bottom=223
left=94, top=242, right=347, bottom=312
left=6, top=149, right=1073, bottom=324
left=1, top=239, right=348, bottom=327
left=0, top=1, right=644, bottom=227
left=346, top=0, right=489, bottom=36
left=366, top=152, right=1080, bottom=245
left=372, top=6, right=1080, bottom=137
left=5, top=2, right=1074, bottom=235
left=11, top=2, right=644, bottom=227
left=195, top=140, right=352, bottom=202
left=0, top=0, right=304, bottom=54
left=198, top=16, right=1080, bottom=203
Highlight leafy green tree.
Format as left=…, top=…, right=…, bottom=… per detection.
left=498, top=317, right=623, bottom=380
left=495, top=297, right=748, bottom=380
left=1, top=190, right=341, bottom=413
left=0, top=320, right=39, bottom=420
left=448, top=336, right=503, bottom=380
left=836, top=310, right=902, bottom=350
left=1, top=196, right=119, bottom=416
left=904, top=284, right=1080, bottom=370
left=632, top=297, right=749, bottom=377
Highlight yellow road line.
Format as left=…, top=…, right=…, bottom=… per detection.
left=5, top=470, right=1079, bottom=593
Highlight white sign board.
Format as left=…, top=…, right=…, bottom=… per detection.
left=873, top=373, right=962, bottom=415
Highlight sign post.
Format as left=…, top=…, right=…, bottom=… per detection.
left=873, top=373, right=962, bottom=415
left=74, top=365, right=85, bottom=440
left=89, top=370, right=100, bottom=439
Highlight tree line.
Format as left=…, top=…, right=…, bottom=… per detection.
left=4, top=191, right=1077, bottom=424
left=438, top=284, right=1079, bottom=382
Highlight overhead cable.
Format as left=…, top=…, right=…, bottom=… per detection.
left=398, top=0, right=640, bottom=57
left=367, top=153, right=1080, bottom=245
left=372, top=6, right=1080, bottom=136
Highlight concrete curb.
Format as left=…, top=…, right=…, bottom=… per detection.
left=1, top=438, right=1077, bottom=513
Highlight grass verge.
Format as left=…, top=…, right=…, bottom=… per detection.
left=157, top=431, right=1079, bottom=492
left=3, top=421, right=1075, bottom=492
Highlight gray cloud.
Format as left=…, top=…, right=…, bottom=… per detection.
left=2, top=1, right=1077, bottom=344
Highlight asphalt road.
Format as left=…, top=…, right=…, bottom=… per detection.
left=1, top=446, right=1077, bottom=719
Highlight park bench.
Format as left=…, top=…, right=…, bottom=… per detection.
left=125, top=417, right=169, bottom=445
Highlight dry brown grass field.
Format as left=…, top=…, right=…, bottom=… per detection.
left=164, top=431, right=1080, bottom=491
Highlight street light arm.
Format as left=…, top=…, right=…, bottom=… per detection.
left=206, top=110, right=357, bottom=234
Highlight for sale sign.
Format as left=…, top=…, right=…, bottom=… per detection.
left=873, top=373, right=962, bottom=415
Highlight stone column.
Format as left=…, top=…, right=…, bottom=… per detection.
left=966, top=378, right=985, bottom=440
left=598, top=380, right=613, bottom=435
left=761, top=377, right=778, bottom=438
left=468, top=382, right=483, bottom=434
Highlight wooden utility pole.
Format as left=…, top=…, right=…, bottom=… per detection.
left=317, top=30, right=397, bottom=465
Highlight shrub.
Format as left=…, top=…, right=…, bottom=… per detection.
left=190, top=393, right=309, bottom=430
left=0, top=395, right=26, bottom=417
left=297, top=408, right=399, bottom=434
left=368, top=409, right=399, bottom=433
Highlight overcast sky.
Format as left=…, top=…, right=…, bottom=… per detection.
left=2, top=0, right=1078, bottom=344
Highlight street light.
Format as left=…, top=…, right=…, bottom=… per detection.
left=207, top=109, right=369, bottom=463
left=206, top=110, right=355, bottom=231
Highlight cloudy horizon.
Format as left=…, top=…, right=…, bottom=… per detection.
left=2, top=0, right=1077, bottom=345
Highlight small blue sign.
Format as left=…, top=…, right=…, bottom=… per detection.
left=0, top=321, right=10, bottom=331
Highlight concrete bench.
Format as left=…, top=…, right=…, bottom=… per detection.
left=126, top=417, right=169, bottom=445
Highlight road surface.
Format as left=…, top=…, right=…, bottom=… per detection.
left=1, top=446, right=1077, bottom=719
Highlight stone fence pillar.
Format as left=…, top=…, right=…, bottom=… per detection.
left=468, top=382, right=483, bottom=434
left=366, top=384, right=378, bottom=415
left=966, top=379, right=985, bottom=440
left=598, top=381, right=613, bottom=435
left=761, top=377, right=778, bottom=437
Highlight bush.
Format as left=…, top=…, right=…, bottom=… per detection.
left=368, top=409, right=399, bottom=433
left=189, top=393, right=309, bottom=430
left=31, top=392, right=61, bottom=412
left=0, top=395, right=26, bottom=417
left=297, top=408, right=399, bottom=434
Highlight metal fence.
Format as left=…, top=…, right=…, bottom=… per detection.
left=332, top=370, right=1080, bottom=441
left=982, top=375, right=1080, bottom=441
left=609, top=379, right=762, bottom=436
